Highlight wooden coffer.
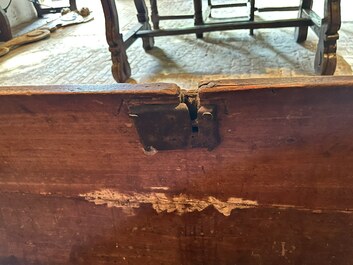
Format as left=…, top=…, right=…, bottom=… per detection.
left=0, top=76, right=353, bottom=265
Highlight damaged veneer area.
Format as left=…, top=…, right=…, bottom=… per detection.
left=80, top=189, right=258, bottom=216
left=80, top=189, right=353, bottom=217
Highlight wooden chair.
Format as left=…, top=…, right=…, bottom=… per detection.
left=100, top=0, right=341, bottom=82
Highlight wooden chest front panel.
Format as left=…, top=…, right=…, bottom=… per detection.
left=0, top=77, right=352, bottom=265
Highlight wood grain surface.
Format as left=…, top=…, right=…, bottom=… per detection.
left=0, top=77, right=352, bottom=265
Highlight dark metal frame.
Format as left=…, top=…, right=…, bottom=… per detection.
left=31, top=0, right=77, bottom=17
left=100, top=0, right=341, bottom=83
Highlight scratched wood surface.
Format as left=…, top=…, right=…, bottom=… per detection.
left=0, top=77, right=353, bottom=265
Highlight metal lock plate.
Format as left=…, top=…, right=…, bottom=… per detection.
left=129, top=102, right=220, bottom=151
left=129, top=103, right=192, bottom=151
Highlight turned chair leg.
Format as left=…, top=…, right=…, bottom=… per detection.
left=100, top=0, right=131, bottom=83
left=134, top=0, right=155, bottom=50
left=314, top=0, right=341, bottom=75
left=294, top=0, right=313, bottom=42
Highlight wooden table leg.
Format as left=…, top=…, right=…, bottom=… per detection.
left=294, top=0, right=313, bottom=42
left=314, top=0, right=341, bottom=75
left=0, top=8, right=12, bottom=41
left=134, top=0, right=155, bottom=50
left=193, top=0, right=203, bottom=38
left=149, top=0, right=160, bottom=29
left=249, top=0, right=255, bottom=35
left=100, top=0, right=131, bottom=83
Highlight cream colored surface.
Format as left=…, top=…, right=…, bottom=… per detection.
left=0, top=0, right=36, bottom=26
